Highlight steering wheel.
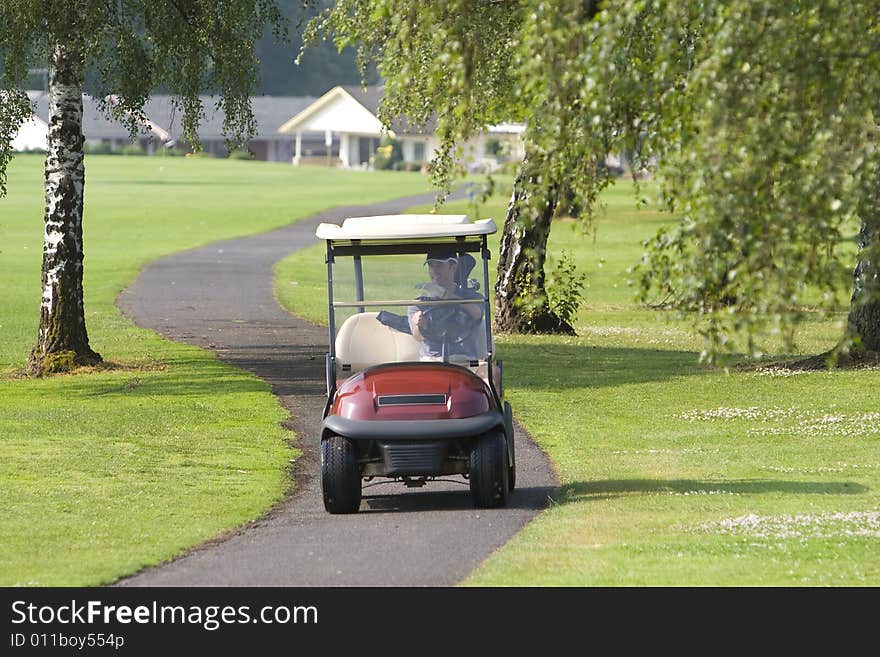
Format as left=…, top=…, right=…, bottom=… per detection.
left=418, top=304, right=480, bottom=344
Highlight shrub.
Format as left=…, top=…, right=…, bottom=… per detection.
left=83, top=141, right=113, bottom=155
left=484, top=138, right=512, bottom=160
left=228, top=149, right=254, bottom=160
left=392, top=161, right=423, bottom=172
left=546, top=250, right=587, bottom=326
left=155, top=146, right=183, bottom=157
left=119, top=144, right=146, bottom=156
left=371, top=137, right=402, bottom=170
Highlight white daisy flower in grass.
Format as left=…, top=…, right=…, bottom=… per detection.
left=749, top=412, right=880, bottom=437
left=697, top=511, right=880, bottom=539
left=676, top=407, right=880, bottom=438
left=678, top=407, right=797, bottom=422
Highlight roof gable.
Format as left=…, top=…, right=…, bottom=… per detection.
left=341, top=84, right=436, bottom=136
left=279, top=86, right=387, bottom=136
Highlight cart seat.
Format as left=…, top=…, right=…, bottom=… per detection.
left=335, top=312, right=421, bottom=371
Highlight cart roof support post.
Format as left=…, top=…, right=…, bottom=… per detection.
left=326, top=240, right=336, bottom=360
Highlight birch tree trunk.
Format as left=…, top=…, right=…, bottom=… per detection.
left=846, top=208, right=880, bottom=354
left=493, top=159, right=575, bottom=335
left=27, top=44, right=101, bottom=375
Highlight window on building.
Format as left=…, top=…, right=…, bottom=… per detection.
left=358, top=136, right=378, bottom=165
left=413, top=141, right=425, bottom=162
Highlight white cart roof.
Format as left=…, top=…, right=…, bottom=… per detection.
left=315, top=214, right=497, bottom=241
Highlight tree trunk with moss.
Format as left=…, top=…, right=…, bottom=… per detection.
left=27, top=44, right=101, bottom=376
left=845, top=203, right=880, bottom=354
left=493, top=159, right=575, bottom=335
left=796, top=185, right=880, bottom=369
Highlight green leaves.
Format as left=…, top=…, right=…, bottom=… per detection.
left=622, top=1, right=880, bottom=361
left=0, top=89, right=32, bottom=195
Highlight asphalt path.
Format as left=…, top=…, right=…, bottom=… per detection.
left=115, top=189, right=558, bottom=586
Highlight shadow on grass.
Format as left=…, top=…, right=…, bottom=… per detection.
left=27, top=358, right=273, bottom=399
left=500, top=342, right=706, bottom=390
left=555, top=478, right=868, bottom=503
left=32, top=343, right=705, bottom=400
left=11, top=341, right=711, bottom=403
left=2, top=343, right=328, bottom=399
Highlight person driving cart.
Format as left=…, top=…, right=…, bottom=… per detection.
left=316, top=214, right=514, bottom=512
left=408, top=246, right=483, bottom=361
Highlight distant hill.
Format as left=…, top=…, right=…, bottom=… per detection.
left=18, top=1, right=378, bottom=98
left=256, top=0, right=380, bottom=97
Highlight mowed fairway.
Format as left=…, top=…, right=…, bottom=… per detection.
left=276, top=184, right=880, bottom=586
left=0, top=154, right=432, bottom=585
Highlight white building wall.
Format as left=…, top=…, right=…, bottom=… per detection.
left=401, top=139, right=414, bottom=162
left=339, top=134, right=351, bottom=167
left=12, top=117, right=49, bottom=151
left=297, top=94, right=386, bottom=136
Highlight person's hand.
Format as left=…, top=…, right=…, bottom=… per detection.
left=410, top=310, right=425, bottom=340
left=416, top=282, right=445, bottom=298
left=416, top=311, right=429, bottom=333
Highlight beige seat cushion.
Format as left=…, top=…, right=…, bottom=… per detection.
left=335, top=312, right=421, bottom=371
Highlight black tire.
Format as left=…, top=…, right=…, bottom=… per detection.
left=504, top=402, right=516, bottom=491
left=507, top=439, right=516, bottom=492
left=321, top=434, right=362, bottom=514
left=469, top=430, right=509, bottom=508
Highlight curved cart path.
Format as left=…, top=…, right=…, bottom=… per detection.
left=115, top=190, right=558, bottom=586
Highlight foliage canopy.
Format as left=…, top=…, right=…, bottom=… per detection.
left=606, top=2, right=880, bottom=359
left=314, top=0, right=880, bottom=360
left=0, top=0, right=289, bottom=193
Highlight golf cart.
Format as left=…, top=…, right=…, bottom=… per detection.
left=316, top=214, right=515, bottom=513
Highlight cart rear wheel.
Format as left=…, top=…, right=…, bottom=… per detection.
left=322, top=434, right=362, bottom=514
left=469, top=430, right=509, bottom=508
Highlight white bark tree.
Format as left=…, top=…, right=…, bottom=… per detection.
left=0, top=1, right=288, bottom=375
left=31, top=45, right=99, bottom=372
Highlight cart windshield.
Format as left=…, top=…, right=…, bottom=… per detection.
left=328, top=246, right=492, bottom=374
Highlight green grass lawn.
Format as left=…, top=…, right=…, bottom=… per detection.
left=4, top=152, right=876, bottom=586
left=276, top=182, right=880, bottom=586
left=0, top=154, right=433, bottom=585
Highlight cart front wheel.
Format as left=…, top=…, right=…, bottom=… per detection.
left=322, top=434, right=362, bottom=514
left=469, top=430, right=509, bottom=508
left=504, top=401, right=516, bottom=491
